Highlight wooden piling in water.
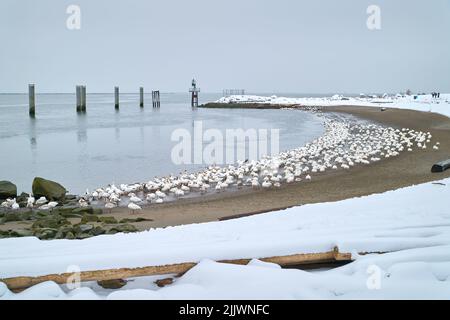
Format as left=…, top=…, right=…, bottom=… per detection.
left=76, top=85, right=82, bottom=112
left=139, top=87, right=144, bottom=107
left=81, top=85, right=86, bottom=112
left=28, top=84, right=35, bottom=117
left=152, top=90, right=160, bottom=108
left=114, top=87, right=119, bottom=109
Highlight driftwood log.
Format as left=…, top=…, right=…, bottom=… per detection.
left=1, top=248, right=352, bottom=291
left=431, top=159, right=450, bottom=173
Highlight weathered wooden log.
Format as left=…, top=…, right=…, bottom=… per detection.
left=431, top=159, right=450, bottom=173
left=1, top=249, right=352, bottom=291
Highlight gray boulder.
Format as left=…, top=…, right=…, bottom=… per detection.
left=0, top=181, right=17, bottom=200
left=32, top=177, right=67, bottom=201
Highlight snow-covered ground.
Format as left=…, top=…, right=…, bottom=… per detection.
left=216, top=93, right=450, bottom=118
left=1, top=178, right=450, bottom=299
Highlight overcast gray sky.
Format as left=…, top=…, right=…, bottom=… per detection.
left=1, top=0, right=449, bottom=93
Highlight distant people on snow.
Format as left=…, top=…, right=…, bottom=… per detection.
left=431, top=92, right=440, bottom=99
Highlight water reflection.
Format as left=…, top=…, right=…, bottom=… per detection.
left=29, top=117, right=37, bottom=149
left=76, top=112, right=87, bottom=143
left=0, top=93, right=325, bottom=194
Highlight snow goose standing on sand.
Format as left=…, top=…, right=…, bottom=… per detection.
left=1, top=199, right=12, bottom=208
left=146, top=193, right=156, bottom=201
left=129, top=194, right=142, bottom=204
left=128, top=202, right=142, bottom=214
left=27, top=195, right=35, bottom=208
left=11, top=200, right=20, bottom=210
left=78, top=198, right=89, bottom=207
left=105, top=202, right=116, bottom=213
left=155, top=191, right=166, bottom=198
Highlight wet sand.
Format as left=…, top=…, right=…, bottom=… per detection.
left=2, top=105, right=450, bottom=233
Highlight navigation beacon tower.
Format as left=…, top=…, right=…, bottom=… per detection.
left=189, top=78, right=200, bottom=107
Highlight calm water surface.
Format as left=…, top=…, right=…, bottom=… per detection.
left=0, top=93, right=325, bottom=194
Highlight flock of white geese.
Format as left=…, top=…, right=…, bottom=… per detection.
left=1, top=113, right=440, bottom=213
left=83, top=115, right=439, bottom=213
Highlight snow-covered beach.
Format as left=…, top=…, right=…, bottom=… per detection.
left=1, top=177, right=450, bottom=299
left=1, top=93, right=450, bottom=299
left=212, top=93, right=450, bottom=118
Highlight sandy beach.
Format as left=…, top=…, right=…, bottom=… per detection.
left=1, top=104, right=449, bottom=233
left=101, top=105, right=450, bottom=230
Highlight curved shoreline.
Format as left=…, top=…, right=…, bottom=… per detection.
left=2, top=105, right=450, bottom=233
left=105, top=105, right=450, bottom=230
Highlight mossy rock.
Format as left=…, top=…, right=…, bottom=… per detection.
left=32, top=216, right=70, bottom=230
left=65, top=231, right=75, bottom=239
left=64, top=200, right=79, bottom=207
left=72, top=207, right=94, bottom=215
left=55, top=206, right=78, bottom=214
left=60, top=212, right=83, bottom=219
left=109, top=224, right=138, bottom=234
left=35, top=210, right=51, bottom=218
left=32, top=177, right=67, bottom=201
left=18, top=201, right=28, bottom=208
left=99, top=216, right=118, bottom=224
left=0, top=181, right=17, bottom=200
left=81, top=214, right=100, bottom=224
left=55, top=226, right=75, bottom=239
left=9, top=229, right=33, bottom=238
left=2, top=212, right=22, bottom=223
left=0, top=229, right=11, bottom=237
left=19, top=210, right=33, bottom=221
left=73, top=223, right=94, bottom=234
left=92, top=208, right=103, bottom=215
left=76, top=233, right=92, bottom=240
left=17, top=192, right=29, bottom=203
left=33, top=228, right=58, bottom=240
left=89, top=226, right=106, bottom=236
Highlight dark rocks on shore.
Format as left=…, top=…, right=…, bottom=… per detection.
left=0, top=181, right=17, bottom=200
left=108, top=224, right=138, bottom=234
left=32, top=215, right=71, bottom=230
left=81, top=214, right=100, bottom=224
left=99, top=216, right=118, bottom=224
left=72, top=206, right=102, bottom=215
left=34, top=228, right=59, bottom=240
left=9, top=229, right=33, bottom=238
left=97, top=279, right=128, bottom=289
left=32, top=177, right=67, bottom=201
left=0, top=200, right=143, bottom=240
